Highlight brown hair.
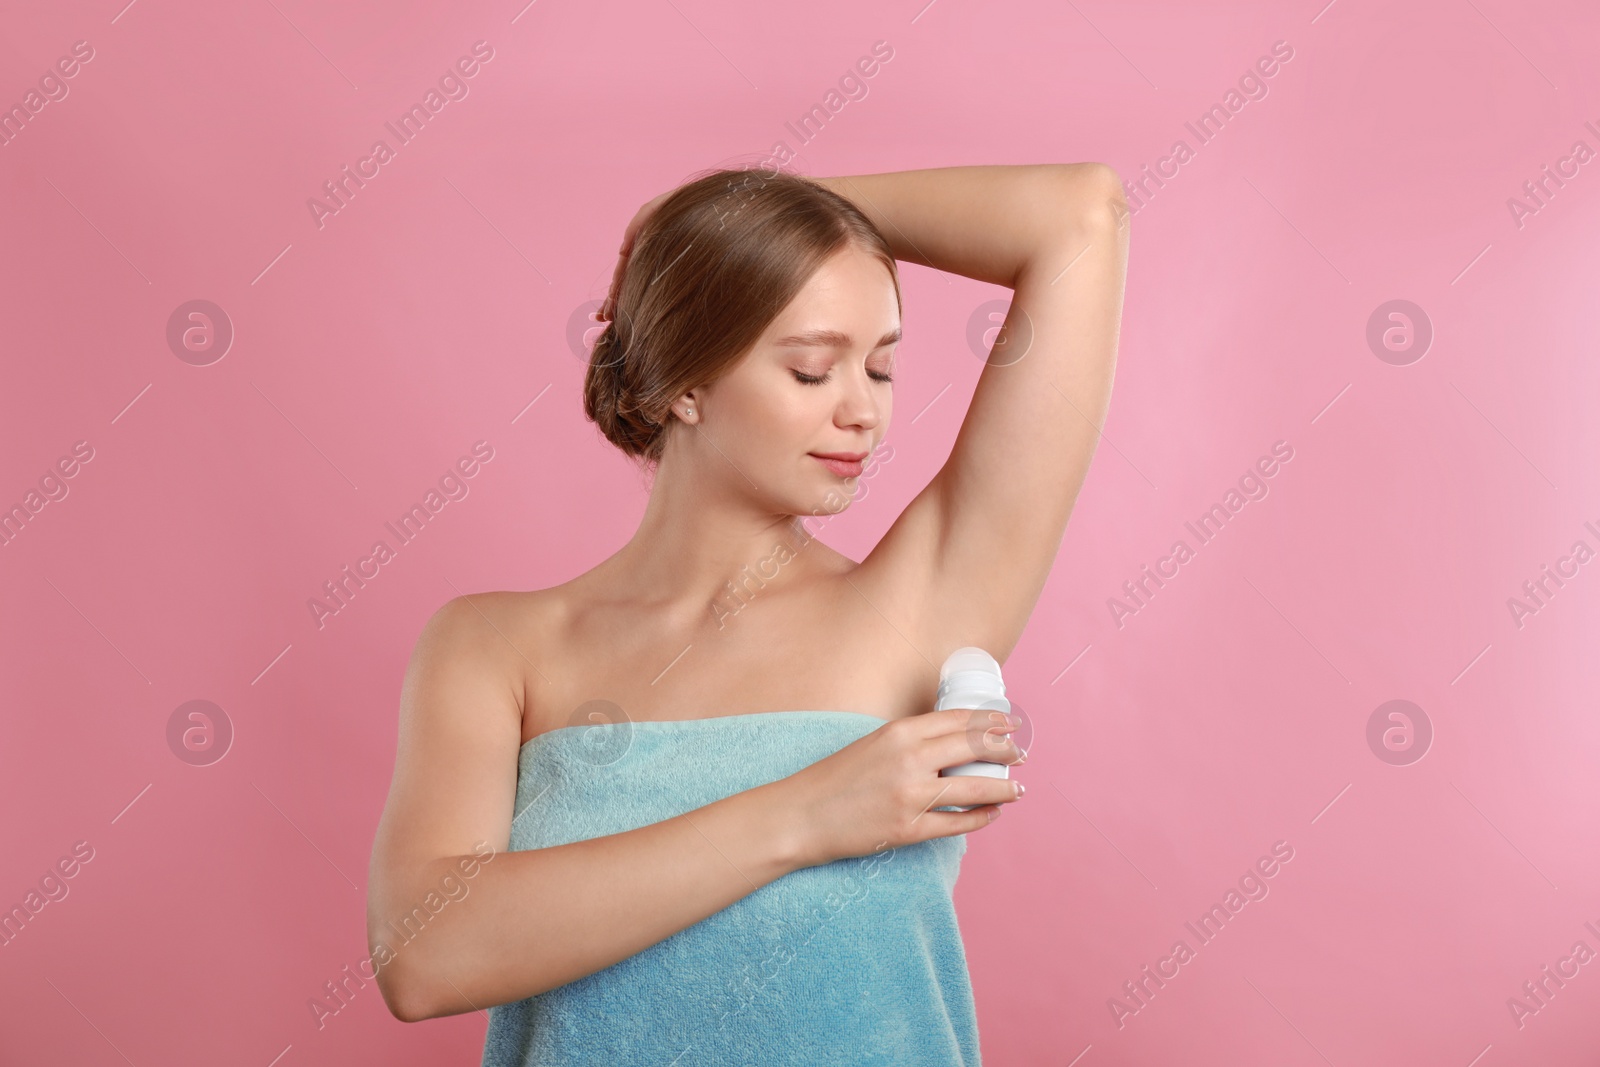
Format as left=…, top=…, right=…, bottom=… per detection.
left=583, top=167, right=900, bottom=467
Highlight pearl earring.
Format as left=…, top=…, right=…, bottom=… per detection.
left=686, top=408, right=693, bottom=416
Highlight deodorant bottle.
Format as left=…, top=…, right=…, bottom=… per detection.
left=935, top=647, right=1012, bottom=812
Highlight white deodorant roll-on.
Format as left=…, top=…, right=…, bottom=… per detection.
left=934, top=646, right=1012, bottom=811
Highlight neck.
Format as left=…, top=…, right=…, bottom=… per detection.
left=597, top=448, right=831, bottom=628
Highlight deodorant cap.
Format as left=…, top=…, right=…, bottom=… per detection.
left=940, top=647, right=1000, bottom=681
left=938, top=647, right=1006, bottom=698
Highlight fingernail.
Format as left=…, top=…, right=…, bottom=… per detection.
left=1016, top=746, right=1028, bottom=764
left=1015, top=781, right=1025, bottom=798
left=989, top=712, right=1009, bottom=725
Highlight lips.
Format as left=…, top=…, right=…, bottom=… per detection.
left=809, top=451, right=867, bottom=478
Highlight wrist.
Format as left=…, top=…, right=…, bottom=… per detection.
left=752, top=777, right=820, bottom=874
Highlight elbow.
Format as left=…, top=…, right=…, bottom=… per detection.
left=376, top=971, right=424, bottom=1024
left=1093, top=163, right=1130, bottom=218
left=374, top=958, right=438, bottom=1024
left=376, top=956, right=504, bottom=1022
left=1053, top=162, right=1129, bottom=233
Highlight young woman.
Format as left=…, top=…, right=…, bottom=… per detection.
left=366, top=162, right=1129, bottom=1064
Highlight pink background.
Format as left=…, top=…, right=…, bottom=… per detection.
left=2, top=0, right=1597, bottom=1063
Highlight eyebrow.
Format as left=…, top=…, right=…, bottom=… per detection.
left=772, top=327, right=901, bottom=350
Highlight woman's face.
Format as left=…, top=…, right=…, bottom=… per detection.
left=683, top=244, right=901, bottom=517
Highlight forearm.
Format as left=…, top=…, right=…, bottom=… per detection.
left=810, top=163, right=1121, bottom=288
left=372, top=778, right=808, bottom=1021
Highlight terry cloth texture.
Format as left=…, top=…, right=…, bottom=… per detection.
left=480, top=710, right=980, bottom=1067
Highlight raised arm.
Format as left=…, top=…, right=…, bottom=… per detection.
left=812, top=164, right=1129, bottom=661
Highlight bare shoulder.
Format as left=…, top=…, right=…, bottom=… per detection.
left=415, top=587, right=557, bottom=657
left=374, top=587, right=561, bottom=866
left=422, top=584, right=561, bottom=628
left=399, top=588, right=555, bottom=734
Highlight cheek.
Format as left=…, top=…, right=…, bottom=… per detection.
left=711, top=382, right=796, bottom=456
left=734, top=381, right=823, bottom=439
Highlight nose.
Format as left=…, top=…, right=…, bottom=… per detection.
left=834, top=365, right=884, bottom=432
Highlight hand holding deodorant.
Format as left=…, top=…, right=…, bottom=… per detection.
left=935, top=647, right=1013, bottom=813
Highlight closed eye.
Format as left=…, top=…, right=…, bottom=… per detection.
left=792, top=369, right=894, bottom=386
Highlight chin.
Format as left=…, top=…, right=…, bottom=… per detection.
left=808, top=488, right=856, bottom=518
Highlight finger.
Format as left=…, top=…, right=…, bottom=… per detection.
left=619, top=210, right=645, bottom=257
left=600, top=224, right=645, bottom=324
left=620, top=192, right=667, bottom=257
left=911, top=802, right=1006, bottom=841
left=910, top=706, right=1018, bottom=739
left=920, top=723, right=1024, bottom=770
left=913, top=776, right=1023, bottom=825
left=937, top=773, right=1025, bottom=810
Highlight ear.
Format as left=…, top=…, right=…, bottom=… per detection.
left=671, top=391, right=701, bottom=423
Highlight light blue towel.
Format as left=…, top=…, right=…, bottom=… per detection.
left=480, top=710, right=981, bottom=1066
